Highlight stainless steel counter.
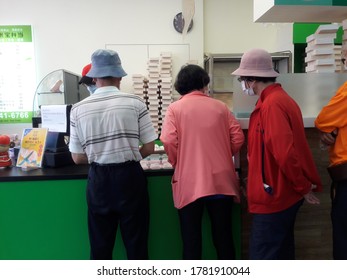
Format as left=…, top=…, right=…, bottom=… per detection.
left=232, top=73, right=347, bottom=129
left=237, top=116, right=316, bottom=129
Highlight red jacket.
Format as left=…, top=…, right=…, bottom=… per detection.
left=247, top=83, right=322, bottom=214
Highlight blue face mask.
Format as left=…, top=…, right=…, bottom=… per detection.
left=86, top=85, right=97, bottom=94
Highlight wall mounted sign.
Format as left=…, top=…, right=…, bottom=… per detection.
left=0, top=25, right=36, bottom=124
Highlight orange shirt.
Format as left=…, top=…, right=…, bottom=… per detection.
left=160, top=91, right=245, bottom=209
left=315, top=81, right=347, bottom=166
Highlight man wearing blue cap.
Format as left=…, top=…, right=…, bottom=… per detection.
left=69, top=49, right=157, bottom=260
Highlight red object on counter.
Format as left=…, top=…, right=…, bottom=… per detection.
left=0, top=135, right=11, bottom=167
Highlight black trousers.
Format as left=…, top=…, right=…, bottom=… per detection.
left=87, top=161, right=149, bottom=260
left=331, top=180, right=347, bottom=260
left=178, top=196, right=235, bottom=260
left=249, top=199, right=303, bottom=260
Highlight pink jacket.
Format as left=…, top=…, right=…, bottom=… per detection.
left=160, top=91, right=245, bottom=209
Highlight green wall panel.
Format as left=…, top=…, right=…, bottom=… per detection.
left=293, top=23, right=343, bottom=72
left=293, top=23, right=343, bottom=44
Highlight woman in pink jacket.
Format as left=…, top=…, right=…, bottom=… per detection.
left=160, top=64, right=245, bottom=259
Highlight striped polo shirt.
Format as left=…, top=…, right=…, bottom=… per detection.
left=69, top=86, right=157, bottom=164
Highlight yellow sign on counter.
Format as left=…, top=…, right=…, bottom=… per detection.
left=16, top=128, right=48, bottom=169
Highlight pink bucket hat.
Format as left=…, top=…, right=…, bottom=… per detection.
left=231, top=48, right=279, bottom=78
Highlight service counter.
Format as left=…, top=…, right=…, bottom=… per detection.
left=0, top=164, right=241, bottom=260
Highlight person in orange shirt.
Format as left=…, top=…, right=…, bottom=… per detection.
left=160, top=64, right=244, bottom=259
left=315, top=73, right=347, bottom=260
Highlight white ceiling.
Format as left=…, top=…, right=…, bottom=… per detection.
left=254, top=6, right=347, bottom=23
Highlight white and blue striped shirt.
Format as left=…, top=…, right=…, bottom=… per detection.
left=69, top=86, right=157, bottom=164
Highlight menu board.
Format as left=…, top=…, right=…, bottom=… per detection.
left=0, top=25, right=36, bottom=124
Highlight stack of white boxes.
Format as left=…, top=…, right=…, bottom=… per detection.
left=334, top=45, right=342, bottom=72
left=147, top=57, right=161, bottom=136
left=158, top=52, right=173, bottom=134
left=132, top=74, right=149, bottom=108
left=341, top=19, right=347, bottom=72
left=132, top=74, right=146, bottom=97
left=305, top=24, right=339, bottom=73
left=131, top=53, right=173, bottom=137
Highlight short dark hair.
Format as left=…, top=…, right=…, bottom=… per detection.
left=174, top=64, right=210, bottom=95
left=79, top=76, right=95, bottom=85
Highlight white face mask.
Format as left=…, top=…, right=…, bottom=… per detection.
left=241, top=80, right=256, bottom=96
left=86, top=85, right=97, bottom=94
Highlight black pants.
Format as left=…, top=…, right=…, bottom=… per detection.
left=178, top=196, right=235, bottom=260
left=249, top=199, right=303, bottom=260
left=87, top=161, right=149, bottom=260
left=331, top=180, right=347, bottom=260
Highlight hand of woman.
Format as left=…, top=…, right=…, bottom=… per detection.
left=303, top=191, right=320, bottom=205
left=320, top=130, right=337, bottom=146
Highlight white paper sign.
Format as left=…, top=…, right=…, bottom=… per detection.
left=41, top=105, right=67, bottom=133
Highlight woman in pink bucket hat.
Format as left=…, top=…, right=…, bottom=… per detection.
left=232, top=48, right=322, bottom=259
